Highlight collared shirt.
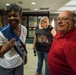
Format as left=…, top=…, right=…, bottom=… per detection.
left=48, top=27, right=76, bottom=75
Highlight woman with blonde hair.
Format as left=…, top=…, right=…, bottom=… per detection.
left=33, top=16, right=56, bottom=75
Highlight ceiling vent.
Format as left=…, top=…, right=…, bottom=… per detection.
left=22, top=8, right=31, bottom=11
left=64, top=5, right=76, bottom=7
left=18, top=1, right=23, bottom=4
left=40, top=7, right=49, bottom=10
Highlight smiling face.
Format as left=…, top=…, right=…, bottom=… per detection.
left=6, top=3, right=22, bottom=29
left=57, top=10, right=75, bottom=34
left=8, top=12, right=20, bottom=28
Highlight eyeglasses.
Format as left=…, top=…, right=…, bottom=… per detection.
left=57, top=17, right=73, bottom=21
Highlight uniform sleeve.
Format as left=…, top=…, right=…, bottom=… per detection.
left=0, top=32, right=6, bottom=46
left=22, top=26, right=27, bottom=42
left=35, top=27, right=38, bottom=35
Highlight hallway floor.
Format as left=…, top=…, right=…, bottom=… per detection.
left=24, top=44, right=45, bottom=75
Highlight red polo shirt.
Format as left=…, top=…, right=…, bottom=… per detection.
left=48, top=28, right=76, bottom=75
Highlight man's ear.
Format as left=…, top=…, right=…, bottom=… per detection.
left=71, top=18, right=75, bottom=26
left=19, top=13, right=22, bottom=17
left=74, top=20, right=76, bottom=26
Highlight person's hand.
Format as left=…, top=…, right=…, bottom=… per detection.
left=23, top=56, right=27, bottom=65
left=0, top=38, right=15, bottom=57
left=1, top=38, right=15, bottom=52
left=32, top=44, right=35, bottom=50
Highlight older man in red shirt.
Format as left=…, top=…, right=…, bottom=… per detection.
left=48, top=10, right=76, bottom=75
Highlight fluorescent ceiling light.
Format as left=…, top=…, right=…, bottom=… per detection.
left=58, top=7, right=76, bottom=11
left=65, top=0, right=76, bottom=5
left=58, top=0, right=76, bottom=12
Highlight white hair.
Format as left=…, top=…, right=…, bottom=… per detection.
left=39, top=16, right=49, bottom=29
